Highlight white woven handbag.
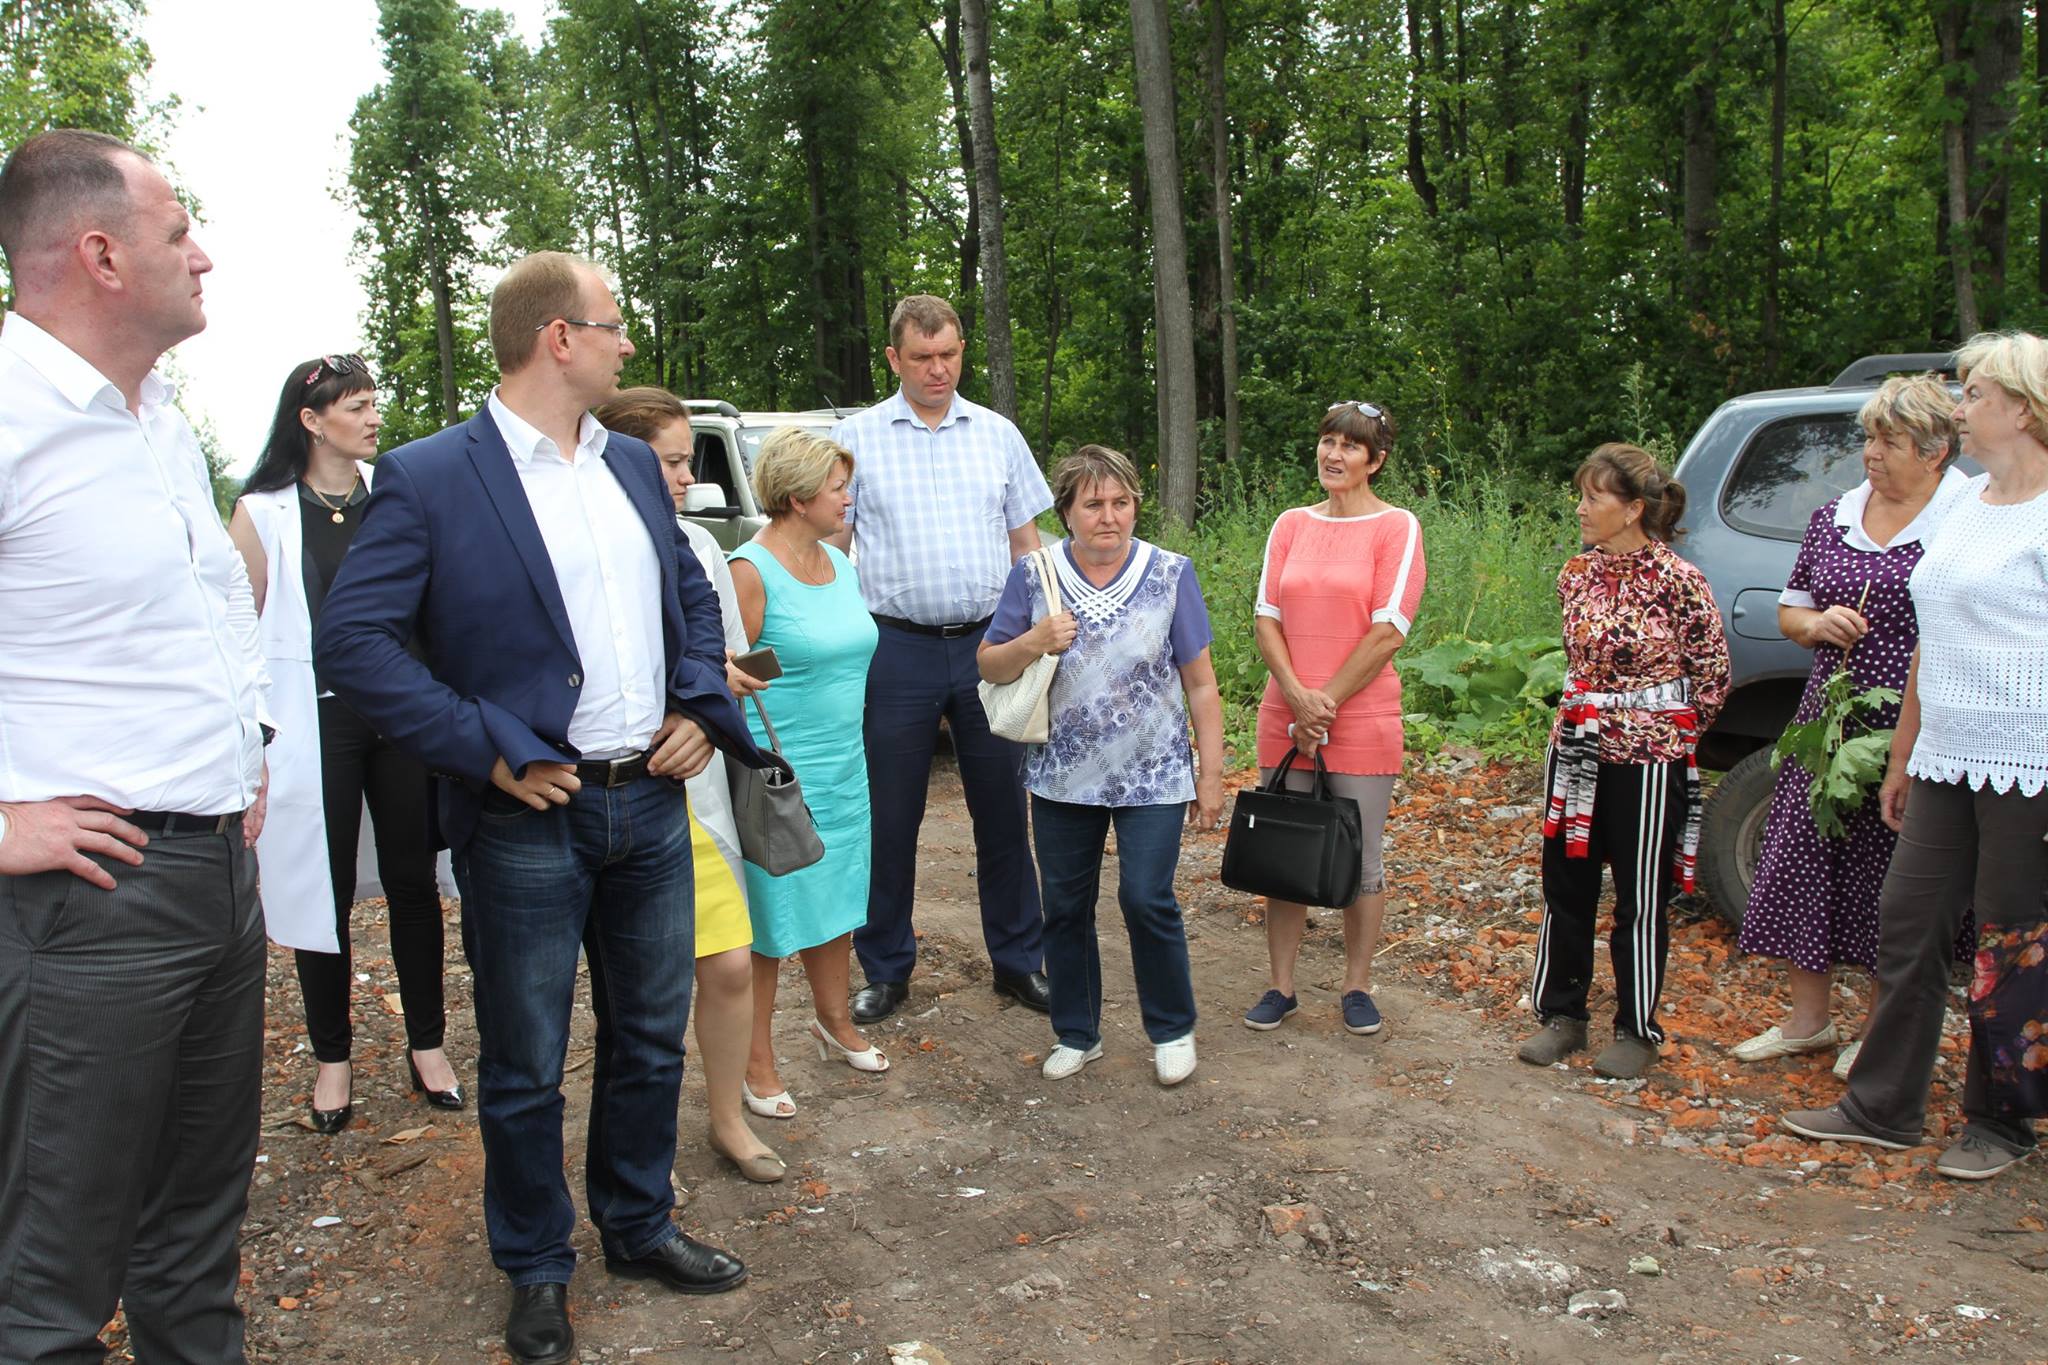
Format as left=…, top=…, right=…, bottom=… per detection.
left=976, top=548, right=1062, bottom=744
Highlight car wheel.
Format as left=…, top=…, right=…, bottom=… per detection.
left=1698, top=747, right=1778, bottom=929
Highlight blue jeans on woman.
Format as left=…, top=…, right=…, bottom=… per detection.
left=1032, top=796, right=1197, bottom=1049
left=453, top=775, right=695, bottom=1287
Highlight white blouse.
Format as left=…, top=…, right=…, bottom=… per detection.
left=1906, top=474, right=2048, bottom=796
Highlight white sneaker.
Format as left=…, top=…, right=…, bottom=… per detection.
left=1833, top=1038, right=1862, bottom=1081
left=1042, top=1043, right=1102, bottom=1080
left=1154, top=1032, right=1197, bottom=1086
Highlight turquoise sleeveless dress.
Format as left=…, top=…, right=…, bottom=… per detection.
left=729, top=541, right=879, bottom=958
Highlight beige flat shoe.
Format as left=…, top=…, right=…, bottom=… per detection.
left=1833, top=1038, right=1862, bottom=1080
left=708, top=1127, right=787, bottom=1183
left=1729, top=1022, right=1838, bottom=1062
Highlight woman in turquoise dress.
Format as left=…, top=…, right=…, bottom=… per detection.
left=729, top=428, right=884, bottom=1119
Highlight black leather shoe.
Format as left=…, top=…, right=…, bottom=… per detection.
left=410, top=1054, right=466, bottom=1110
left=505, top=1282, right=573, bottom=1365
left=307, top=1102, right=352, bottom=1135
left=850, top=980, right=910, bottom=1024
left=992, top=970, right=1053, bottom=1013
left=604, top=1233, right=748, bottom=1295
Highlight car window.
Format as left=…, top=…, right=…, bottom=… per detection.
left=738, top=423, right=836, bottom=474
left=1720, top=414, right=1864, bottom=541
left=695, top=432, right=740, bottom=499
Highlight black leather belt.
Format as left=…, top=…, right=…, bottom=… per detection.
left=574, top=751, right=653, bottom=788
left=128, top=810, right=241, bottom=837
left=871, top=614, right=992, bottom=640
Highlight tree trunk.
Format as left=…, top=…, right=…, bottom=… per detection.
left=1041, top=89, right=1069, bottom=450
left=961, top=0, right=1018, bottom=421
left=1934, top=3, right=1982, bottom=337
left=1129, top=0, right=1199, bottom=526
left=1761, top=0, right=1787, bottom=373
left=1680, top=80, right=1718, bottom=307
left=1562, top=33, right=1589, bottom=231
left=2039, top=0, right=2046, bottom=300
left=930, top=4, right=980, bottom=362
left=1206, top=0, right=1240, bottom=462
left=1498, top=1, right=1523, bottom=189
left=404, top=133, right=460, bottom=423
left=1404, top=0, right=1438, bottom=215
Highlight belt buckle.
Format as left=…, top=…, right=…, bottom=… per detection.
left=939, top=621, right=969, bottom=639
left=610, top=756, right=631, bottom=787
left=210, top=813, right=233, bottom=834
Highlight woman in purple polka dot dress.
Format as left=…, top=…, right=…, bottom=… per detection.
left=1732, top=375, right=1973, bottom=1073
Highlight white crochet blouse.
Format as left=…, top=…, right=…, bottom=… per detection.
left=1906, top=474, right=2048, bottom=796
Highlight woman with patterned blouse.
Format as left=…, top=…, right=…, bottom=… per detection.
left=1521, top=444, right=1730, bottom=1080
left=979, top=446, right=1224, bottom=1087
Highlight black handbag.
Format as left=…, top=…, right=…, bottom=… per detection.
left=726, top=695, right=826, bottom=876
left=1219, top=750, right=1364, bottom=909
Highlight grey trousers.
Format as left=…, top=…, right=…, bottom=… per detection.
left=1840, top=778, right=2048, bottom=1152
left=0, top=828, right=265, bottom=1364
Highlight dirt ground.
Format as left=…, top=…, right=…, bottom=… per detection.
left=156, top=757, right=2048, bottom=1363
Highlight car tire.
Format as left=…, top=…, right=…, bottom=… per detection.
left=1698, top=746, right=1778, bottom=930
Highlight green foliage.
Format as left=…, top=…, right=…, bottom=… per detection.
left=1399, top=635, right=1567, bottom=762
left=1771, top=668, right=1899, bottom=839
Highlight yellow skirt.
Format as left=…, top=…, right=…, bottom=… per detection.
left=691, top=806, right=752, bottom=958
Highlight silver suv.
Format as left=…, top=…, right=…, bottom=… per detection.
left=1671, top=353, right=1970, bottom=924
left=677, top=402, right=849, bottom=550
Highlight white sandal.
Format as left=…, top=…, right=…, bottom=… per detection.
left=811, top=1019, right=889, bottom=1073
left=1729, top=1022, right=1838, bottom=1062
left=741, top=1079, right=797, bottom=1119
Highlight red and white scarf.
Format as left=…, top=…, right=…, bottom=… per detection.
left=1543, top=677, right=1703, bottom=892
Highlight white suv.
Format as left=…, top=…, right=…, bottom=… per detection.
left=678, top=402, right=848, bottom=550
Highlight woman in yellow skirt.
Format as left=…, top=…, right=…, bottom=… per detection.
left=595, top=389, right=786, bottom=1183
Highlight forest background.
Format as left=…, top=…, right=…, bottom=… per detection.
left=5, top=0, right=2045, bottom=755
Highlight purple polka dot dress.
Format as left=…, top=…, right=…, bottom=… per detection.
left=1738, top=479, right=1975, bottom=972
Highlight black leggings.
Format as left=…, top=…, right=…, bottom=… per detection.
left=294, top=695, right=445, bottom=1062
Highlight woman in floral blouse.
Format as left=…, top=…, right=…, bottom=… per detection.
left=1520, top=443, right=1730, bottom=1079
left=978, top=445, right=1224, bottom=1088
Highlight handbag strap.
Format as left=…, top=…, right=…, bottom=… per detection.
left=1265, top=746, right=1333, bottom=800
left=1032, top=545, right=1061, bottom=617
left=746, top=692, right=786, bottom=757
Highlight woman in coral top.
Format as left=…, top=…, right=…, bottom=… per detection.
left=1245, top=400, right=1427, bottom=1038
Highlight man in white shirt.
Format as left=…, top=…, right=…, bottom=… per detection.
left=831, top=295, right=1054, bottom=1024
left=0, top=130, right=272, bottom=1363
left=315, top=253, right=765, bottom=1365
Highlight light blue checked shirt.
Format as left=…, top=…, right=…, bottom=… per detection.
left=833, top=389, right=1053, bottom=625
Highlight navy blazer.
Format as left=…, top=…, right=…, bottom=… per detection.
left=314, top=408, right=769, bottom=851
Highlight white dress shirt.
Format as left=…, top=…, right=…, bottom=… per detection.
left=0, top=313, right=269, bottom=814
left=486, top=392, right=664, bottom=757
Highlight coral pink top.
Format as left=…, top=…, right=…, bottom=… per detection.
left=1255, top=505, right=1427, bottom=775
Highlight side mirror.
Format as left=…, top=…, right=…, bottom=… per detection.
left=682, top=484, right=739, bottom=517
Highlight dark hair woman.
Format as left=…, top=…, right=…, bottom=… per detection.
left=1519, top=443, right=1730, bottom=1080
left=226, top=355, right=456, bottom=1133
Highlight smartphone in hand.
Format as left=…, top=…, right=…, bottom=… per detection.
left=733, top=645, right=783, bottom=681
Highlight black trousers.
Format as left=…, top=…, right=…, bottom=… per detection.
left=1841, top=778, right=2048, bottom=1153
left=0, top=827, right=264, bottom=1363
left=1534, top=753, right=1688, bottom=1043
left=294, top=694, right=444, bottom=1062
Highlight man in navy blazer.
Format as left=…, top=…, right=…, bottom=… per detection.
left=317, top=252, right=763, bottom=1365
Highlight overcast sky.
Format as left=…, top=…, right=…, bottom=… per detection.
left=143, top=0, right=551, bottom=472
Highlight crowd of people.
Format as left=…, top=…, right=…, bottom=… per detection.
left=2, top=128, right=2044, bottom=1365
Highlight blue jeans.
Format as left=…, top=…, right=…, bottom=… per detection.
left=1032, top=796, right=1197, bottom=1048
left=857, top=622, right=1043, bottom=983
left=453, top=776, right=695, bottom=1286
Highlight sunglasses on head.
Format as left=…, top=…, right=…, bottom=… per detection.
left=303, top=354, right=370, bottom=387
left=1327, top=400, right=1384, bottom=419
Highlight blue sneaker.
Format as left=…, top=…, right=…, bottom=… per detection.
left=1341, top=991, right=1383, bottom=1036
left=1243, top=989, right=1298, bottom=1031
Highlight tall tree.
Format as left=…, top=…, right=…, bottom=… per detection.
left=1128, top=0, right=1198, bottom=525
left=1206, top=0, right=1241, bottom=462
left=1761, top=0, right=1788, bottom=373
left=1932, top=0, right=2023, bottom=332
left=961, top=0, right=1019, bottom=420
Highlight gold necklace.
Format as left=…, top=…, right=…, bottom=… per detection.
left=773, top=525, right=829, bottom=585
left=306, top=473, right=360, bottom=524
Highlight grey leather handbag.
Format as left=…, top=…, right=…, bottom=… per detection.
left=727, top=695, right=826, bottom=876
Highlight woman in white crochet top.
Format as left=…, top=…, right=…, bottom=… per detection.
left=1782, top=330, right=2048, bottom=1181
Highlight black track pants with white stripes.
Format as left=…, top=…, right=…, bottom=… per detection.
left=1533, top=752, right=1690, bottom=1044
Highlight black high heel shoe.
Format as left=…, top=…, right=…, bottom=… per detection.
left=409, top=1054, right=465, bottom=1110
left=309, top=1063, right=352, bottom=1134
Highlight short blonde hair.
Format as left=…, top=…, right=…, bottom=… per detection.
left=1955, top=330, right=2048, bottom=444
left=489, top=251, right=593, bottom=373
left=1050, top=444, right=1141, bottom=532
left=753, top=427, right=854, bottom=515
left=1858, top=374, right=1959, bottom=467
